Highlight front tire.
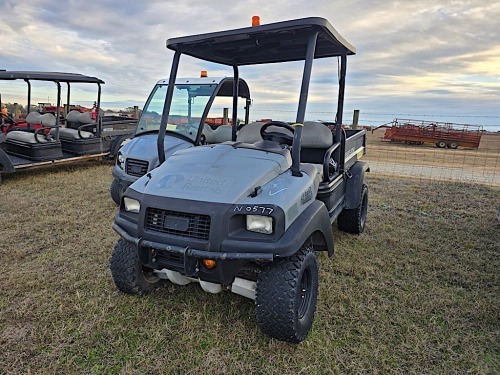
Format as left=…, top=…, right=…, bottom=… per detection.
left=256, top=245, right=319, bottom=343
left=110, top=179, right=121, bottom=205
left=110, top=238, right=163, bottom=296
left=337, top=184, right=368, bottom=234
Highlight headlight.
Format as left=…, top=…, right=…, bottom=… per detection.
left=117, top=152, right=124, bottom=169
left=246, top=215, right=273, bottom=234
left=123, top=197, right=140, bottom=213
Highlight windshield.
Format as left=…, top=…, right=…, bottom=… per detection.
left=136, top=83, right=217, bottom=140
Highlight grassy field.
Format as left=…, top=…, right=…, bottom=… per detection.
left=1, top=161, right=499, bottom=374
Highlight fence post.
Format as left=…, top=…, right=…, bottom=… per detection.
left=13, top=103, right=19, bottom=119
left=133, top=106, right=139, bottom=119
left=352, top=109, right=360, bottom=129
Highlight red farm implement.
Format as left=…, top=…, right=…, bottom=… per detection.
left=373, top=119, right=483, bottom=149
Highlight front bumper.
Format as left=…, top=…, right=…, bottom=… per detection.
left=114, top=190, right=333, bottom=285
left=112, top=165, right=139, bottom=187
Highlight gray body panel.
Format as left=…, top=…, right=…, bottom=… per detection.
left=130, top=143, right=321, bottom=229
left=112, top=133, right=193, bottom=184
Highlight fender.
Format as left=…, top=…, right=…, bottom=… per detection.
left=110, top=134, right=134, bottom=158
left=0, top=148, right=15, bottom=173
left=344, top=160, right=370, bottom=209
left=220, top=200, right=334, bottom=258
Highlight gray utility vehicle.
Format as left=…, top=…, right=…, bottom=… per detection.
left=111, top=17, right=369, bottom=343
left=110, top=75, right=251, bottom=204
left=0, top=71, right=137, bottom=180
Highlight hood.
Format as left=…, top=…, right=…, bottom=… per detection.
left=121, top=133, right=193, bottom=169
left=139, top=144, right=292, bottom=204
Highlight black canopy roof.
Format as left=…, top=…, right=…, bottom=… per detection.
left=166, top=17, right=356, bottom=66
left=0, top=71, right=104, bottom=84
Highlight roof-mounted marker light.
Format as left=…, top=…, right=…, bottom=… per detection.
left=200, top=70, right=208, bottom=77
left=252, top=16, right=260, bottom=27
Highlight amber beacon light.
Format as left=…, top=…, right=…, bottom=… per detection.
left=200, top=70, right=208, bottom=77
left=252, top=16, right=260, bottom=26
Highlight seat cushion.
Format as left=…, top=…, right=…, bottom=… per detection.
left=6, top=130, right=54, bottom=144
left=236, top=122, right=267, bottom=143
left=301, top=121, right=334, bottom=148
left=25, top=112, right=56, bottom=127
left=204, top=125, right=233, bottom=143
left=50, top=127, right=94, bottom=140
left=66, top=110, right=95, bottom=124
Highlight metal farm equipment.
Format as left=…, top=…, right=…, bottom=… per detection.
left=373, top=119, right=483, bottom=149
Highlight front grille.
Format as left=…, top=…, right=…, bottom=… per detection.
left=126, top=158, right=148, bottom=177
left=145, top=208, right=211, bottom=240
left=156, top=250, right=184, bottom=270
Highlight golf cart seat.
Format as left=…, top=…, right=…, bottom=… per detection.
left=236, top=121, right=333, bottom=146
left=236, top=121, right=335, bottom=180
left=4, top=112, right=61, bottom=157
left=26, top=112, right=57, bottom=127
left=203, top=124, right=233, bottom=143
left=6, top=130, right=54, bottom=143
left=51, top=110, right=107, bottom=155
left=235, top=122, right=266, bottom=143
left=3, top=120, right=63, bottom=161
left=300, top=121, right=334, bottom=161
left=49, top=127, right=94, bottom=140
left=65, top=110, right=96, bottom=130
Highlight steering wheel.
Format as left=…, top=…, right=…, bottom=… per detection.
left=260, top=121, right=295, bottom=146
left=0, top=112, right=17, bottom=125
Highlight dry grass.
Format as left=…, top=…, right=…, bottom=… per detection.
left=1, top=161, right=499, bottom=374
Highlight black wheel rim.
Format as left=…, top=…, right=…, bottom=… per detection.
left=298, top=268, right=312, bottom=319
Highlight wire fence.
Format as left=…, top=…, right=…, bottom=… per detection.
left=249, top=109, right=500, bottom=186
left=364, top=129, right=500, bottom=186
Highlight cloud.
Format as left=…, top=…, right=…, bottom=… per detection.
left=0, top=0, right=499, bottom=127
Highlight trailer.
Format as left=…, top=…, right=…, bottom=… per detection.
left=0, top=71, right=138, bottom=180
left=373, top=119, right=483, bottom=149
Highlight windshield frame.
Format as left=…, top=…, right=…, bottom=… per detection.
left=135, top=81, right=219, bottom=141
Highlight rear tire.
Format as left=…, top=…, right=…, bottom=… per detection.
left=256, top=245, right=318, bottom=343
left=110, top=238, right=163, bottom=296
left=337, top=184, right=368, bottom=234
left=447, top=141, right=458, bottom=149
left=436, top=141, right=447, bottom=148
left=110, top=179, right=121, bottom=205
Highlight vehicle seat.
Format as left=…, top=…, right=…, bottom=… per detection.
left=6, top=130, right=56, bottom=143
left=50, top=127, right=94, bottom=140
left=300, top=121, right=334, bottom=163
left=203, top=124, right=233, bottom=143
left=7, top=112, right=58, bottom=143
left=66, top=110, right=95, bottom=130
left=26, top=112, right=57, bottom=127
left=58, top=110, right=96, bottom=139
left=235, top=122, right=267, bottom=143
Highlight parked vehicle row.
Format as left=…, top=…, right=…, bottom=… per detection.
left=0, top=71, right=137, bottom=181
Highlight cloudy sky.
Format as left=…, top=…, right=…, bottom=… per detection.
left=1, top=0, right=499, bottom=129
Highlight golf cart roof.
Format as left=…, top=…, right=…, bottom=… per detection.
left=0, top=71, right=105, bottom=84
left=166, top=17, right=356, bottom=66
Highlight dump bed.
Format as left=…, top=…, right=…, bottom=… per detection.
left=344, top=129, right=366, bottom=170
